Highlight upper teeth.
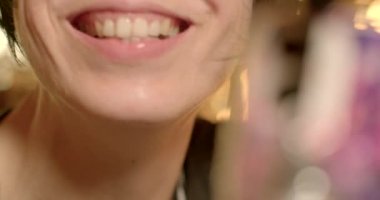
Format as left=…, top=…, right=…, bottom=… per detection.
left=82, top=17, right=180, bottom=40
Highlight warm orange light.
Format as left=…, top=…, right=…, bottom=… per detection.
left=367, top=1, right=380, bottom=20
left=354, top=0, right=380, bottom=33
left=354, top=22, right=368, bottom=30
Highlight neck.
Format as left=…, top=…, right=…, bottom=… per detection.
left=2, top=87, right=196, bottom=200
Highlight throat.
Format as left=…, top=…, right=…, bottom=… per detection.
left=1, top=89, right=197, bottom=200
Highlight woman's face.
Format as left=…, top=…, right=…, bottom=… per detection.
left=14, top=0, right=253, bottom=122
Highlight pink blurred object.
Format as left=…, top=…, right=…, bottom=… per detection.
left=326, top=28, right=380, bottom=200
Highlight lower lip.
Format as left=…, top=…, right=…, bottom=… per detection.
left=67, top=23, right=189, bottom=61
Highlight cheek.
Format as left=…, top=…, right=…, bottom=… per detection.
left=15, top=0, right=69, bottom=91
left=14, top=0, right=48, bottom=65
left=140, top=1, right=252, bottom=111
left=209, top=0, right=252, bottom=59
left=11, top=0, right=252, bottom=122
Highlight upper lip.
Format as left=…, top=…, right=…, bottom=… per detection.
left=66, top=0, right=193, bottom=24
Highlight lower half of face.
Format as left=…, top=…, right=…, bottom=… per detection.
left=15, top=0, right=253, bottom=122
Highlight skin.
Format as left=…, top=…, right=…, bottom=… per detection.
left=0, top=0, right=253, bottom=199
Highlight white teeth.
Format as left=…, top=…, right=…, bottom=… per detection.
left=116, top=18, right=132, bottom=39
left=169, top=26, right=179, bottom=37
left=88, top=17, right=181, bottom=40
left=103, top=19, right=115, bottom=37
left=95, top=21, right=103, bottom=37
left=133, top=18, right=149, bottom=38
left=160, top=19, right=171, bottom=36
left=148, top=21, right=160, bottom=37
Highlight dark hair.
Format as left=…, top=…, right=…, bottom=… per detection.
left=0, top=0, right=17, bottom=57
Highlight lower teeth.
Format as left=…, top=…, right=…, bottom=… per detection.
left=93, top=35, right=169, bottom=40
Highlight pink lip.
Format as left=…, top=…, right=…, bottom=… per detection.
left=65, top=1, right=193, bottom=62
left=66, top=0, right=192, bottom=23
left=68, top=26, right=188, bottom=61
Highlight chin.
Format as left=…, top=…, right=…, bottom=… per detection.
left=53, top=75, right=212, bottom=124
left=16, top=0, right=250, bottom=123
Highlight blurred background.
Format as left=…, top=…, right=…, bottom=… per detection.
left=2, top=0, right=380, bottom=200
left=212, top=1, right=380, bottom=200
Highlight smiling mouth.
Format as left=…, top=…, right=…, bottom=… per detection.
left=71, top=12, right=191, bottom=42
left=67, top=9, right=193, bottom=61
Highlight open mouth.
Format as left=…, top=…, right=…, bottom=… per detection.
left=67, top=10, right=192, bottom=61
left=70, top=11, right=191, bottom=44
